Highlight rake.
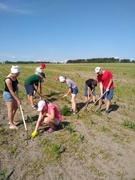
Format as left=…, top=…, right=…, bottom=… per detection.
left=86, top=91, right=107, bottom=112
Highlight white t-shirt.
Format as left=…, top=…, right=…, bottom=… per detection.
left=35, top=67, right=42, bottom=75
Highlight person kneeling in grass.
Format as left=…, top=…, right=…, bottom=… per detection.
left=31, top=100, right=62, bottom=138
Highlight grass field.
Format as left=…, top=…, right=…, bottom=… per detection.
left=0, top=63, right=135, bottom=180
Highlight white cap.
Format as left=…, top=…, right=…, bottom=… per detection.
left=59, top=76, right=65, bottom=83
left=11, top=66, right=20, bottom=73
left=95, top=67, right=101, bottom=74
left=37, top=100, right=46, bottom=111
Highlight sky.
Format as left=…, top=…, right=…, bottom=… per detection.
left=0, top=0, right=135, bottom=62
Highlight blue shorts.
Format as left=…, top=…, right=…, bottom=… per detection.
left=101, top=88, right=114, bottom=100
left=84, top=84, right=95, bottom=97
left=3, top=91, right=14, bottom=102
left=71, top=87, right=78, bottom=95
left=24, top=84, right=34, bottom=96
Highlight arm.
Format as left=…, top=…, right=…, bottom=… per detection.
left=34, top=112, right=43, bottom=132
left=63, top=87, right=71, bottom=97
left=31, top=112, right=45, bottom=138
left=87, top=87, right=92, bottom=97
left=37, top=82, right=42, bottom=97
left=106, top=78, right=113, bottom=92
left=6, top=79, right=21, bottom=105
left=99, top=82, right=103, bottom=97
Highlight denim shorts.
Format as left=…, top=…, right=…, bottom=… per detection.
left=84, top=84, right=95, bottom=97
left=71, top=87, right=78, bottom=95
left=3, top=91, right=14, bottom=102
left=24, top=84, right=34, bottom=96
left=102, top=88, right=114, bottom=100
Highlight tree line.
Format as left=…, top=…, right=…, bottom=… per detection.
left=67, top=58, right=135, bottom=63
left=0, top=57, right=135, bottom=64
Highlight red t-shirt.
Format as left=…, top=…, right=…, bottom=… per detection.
left=97, top=70, right=114, bottom=89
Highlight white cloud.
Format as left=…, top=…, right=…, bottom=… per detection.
left=0, top=3, right=9, bottom=10
left=0, top=3, right=31, bottom=15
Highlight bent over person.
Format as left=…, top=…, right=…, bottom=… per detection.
left=84, top=79, right=97, bottom=103
left=95, top=67, right=114, bottom=114
left=58, top=76, right=78, bottom=115
left=34, top=63, right=46, bottom=95
left=24, top=72, right=46, bottom=109
left=31, top=100, right=62, bottom=138
left=3, top=65, right=21, bottom=130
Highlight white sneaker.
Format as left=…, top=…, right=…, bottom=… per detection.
left=31, top=105, right=37, bottom=110
left=9, top=125, right=18, bottom=130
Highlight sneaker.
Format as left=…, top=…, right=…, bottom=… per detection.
left=105, top=110, right=110, bottom=114
left=9, top=125, right=18, bottom=130
left=31, top=105, right=37, bottom=110
left=48, top=127, right=55, bottom=133
left=72, top=112, right=77, bottom=115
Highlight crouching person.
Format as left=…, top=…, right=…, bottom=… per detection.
left=31, top=100, right=62, bottom=138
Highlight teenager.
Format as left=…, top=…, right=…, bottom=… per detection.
left=24, top=72, right=46, bottom=109
left=31, top=100, right=62, bottom=138
left=95, top=67, right=114, bottom=114
left=59, top=76, right=78, bottom=115
left=3, top=66, right=21, bottom=129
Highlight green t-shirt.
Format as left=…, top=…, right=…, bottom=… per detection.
left=24, top=74, right=42, bottom=85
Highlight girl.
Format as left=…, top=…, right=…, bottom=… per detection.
left=3, top=66, right=21, bottom=129
left=31, top=100, right=62, bottom=138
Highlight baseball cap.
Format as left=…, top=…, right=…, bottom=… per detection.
left=37, top=100, right=46, bottom=111
left=40, top=63, right=46, bottom=68
left=11, top=65, right=20, bottom=73
left=95, top=67, right=101, bottom=74
left=39, top=72, right=46, bottom=78
left=59, top=76, right=65, bottom=83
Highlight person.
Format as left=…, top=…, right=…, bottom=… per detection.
left=24, top=72, right=46, bottom=109
left=84, top=79, right=97, bottom=103
left=34, top=63, right=46, bottom=94
left=31, top=100, right=62, bottom=138
left=3, top=65, right=21, bottom=130
left=59, top=76, right=78, bottom=115
left=95, top=67, right=114, bottom=114
left=34, top=62, right=46, bottom=75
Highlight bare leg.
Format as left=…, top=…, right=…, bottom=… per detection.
left=6, top=100, right=18, bottom=128
left=92, top=96, right=96, bottom=103
left=85, top=96, right=88, bottom=103
left=97, top=99, right=103, bottom=109
left=71, top=94, right=77, bottom=112
left=28, top=95, right=34, bottom=106
left=44, top=117, right=59, bottom=130
left=106, top=100, right=111, bottom=111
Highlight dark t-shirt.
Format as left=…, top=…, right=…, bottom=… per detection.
left=4, top=77, right=18, bottom=92
left=85, top=79, right=95, bottom=90
left=24, top=74, right=42, bottom=85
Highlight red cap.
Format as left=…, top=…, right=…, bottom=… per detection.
left=40, top=63, right=46, bottom=68
left=55, top=77, right=59, bottom=81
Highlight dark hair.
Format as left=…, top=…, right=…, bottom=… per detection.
left=92, top=80, right=97, bottom=87
left=39, top=72, right=46, bottom=78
